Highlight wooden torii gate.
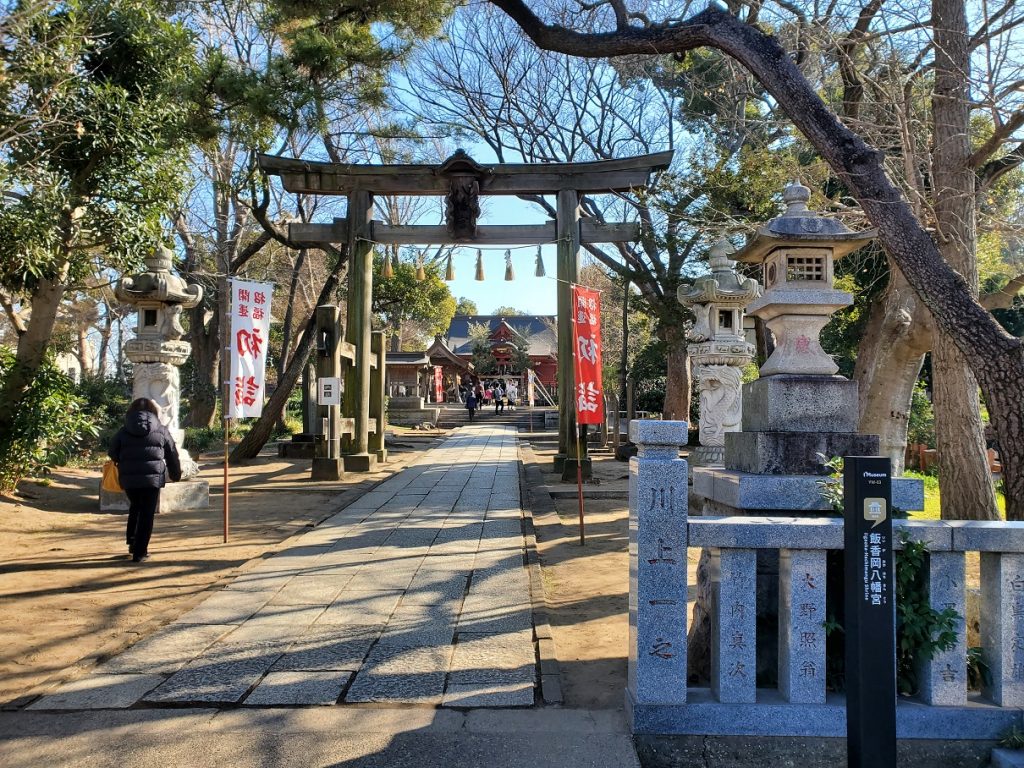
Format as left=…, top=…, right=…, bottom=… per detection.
left=259, top=149, right=672, bottom=479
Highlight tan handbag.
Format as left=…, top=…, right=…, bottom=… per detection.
left=101, top=460, right=122, bottom=493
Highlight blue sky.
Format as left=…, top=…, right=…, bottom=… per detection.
left=440, top=194, right=559, bottom=316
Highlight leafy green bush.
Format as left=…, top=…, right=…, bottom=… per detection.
left=0, top=349, right=97, bottom=493
left=629, top=337, right=667, bottom=413
left=75, top=375, right=131, bottom=448
left=895, top=534, right=959, bottom=695
left=908, top=380, right=936, bottom=448
left=183, top=426, right=225, bottom=454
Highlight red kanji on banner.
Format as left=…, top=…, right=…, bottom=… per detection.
left=571, top=285, right=604, bottom=425
left=234, top=375, right=259, bottom=407
left=236, top=327, right=263, bottom=357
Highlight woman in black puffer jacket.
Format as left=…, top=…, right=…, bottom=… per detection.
left=108, top=398, right=182, bottom=562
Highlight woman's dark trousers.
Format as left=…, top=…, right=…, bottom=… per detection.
left=125, top=487, right=160, bottom=557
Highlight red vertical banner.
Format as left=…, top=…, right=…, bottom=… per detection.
left=572, top=285, right=604, bottom=425
left=433, top=366, right=443, bottom=403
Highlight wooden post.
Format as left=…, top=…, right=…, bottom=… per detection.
left=343, top=190, right=376, bottom=472
left=312, top=305, right=343, bottom=481
left=600, top=395, right=610, bottom=448
left=626, top=379, right=635, bottom=439
left=222, top=379, right=230, bottom=543
left=611, top=393, right=621, bottom=450
left=369, top=330, right=387, bottom=463
left=221, top=278, right=232, bottom=543
left=302, top=360, right=317, bottom=436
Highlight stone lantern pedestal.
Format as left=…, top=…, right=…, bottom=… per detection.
left=100, top=246, right=210, bottom=512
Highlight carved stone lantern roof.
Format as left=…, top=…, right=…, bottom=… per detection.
left=678, top=240, right=762, bottom=309
left=733, top=181, right=876, bottom=264
left=115, top=244, right=203, bottom=309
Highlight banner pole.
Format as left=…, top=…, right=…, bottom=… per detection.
left=222, top=276, right=232, bottom=545
left=570, top=288, right=586, bottom=547
left=576, top=421, right=585, bottom=546
left=222, top=378, right=230, bottom=544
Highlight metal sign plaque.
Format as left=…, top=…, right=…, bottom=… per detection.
left=318, top=377, right=341, bottom=406
left=843, top=456, right=896, bottom=768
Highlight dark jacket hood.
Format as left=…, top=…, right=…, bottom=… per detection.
left=125, top=410, right=157, bottom=437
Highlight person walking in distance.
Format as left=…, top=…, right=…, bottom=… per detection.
left=466, top=389, right=478, bottom=422
left=108, top=398, right=182, bottom=562
left=506, top=379, right=518, bottom=411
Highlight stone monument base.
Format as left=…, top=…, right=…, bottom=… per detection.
left=100, top=479, right=210, bottom=513
left=278, top=434, right=316, bottom=459
left=691, top=467, right=924, bottom=514
left=557, top=456, right=593, bottom=481
left=388, top=407, right=440, bottom=427
left=626, top=687, right=1018, bottom=741
left=689, top=444, right=724, bottom=468
left=343, top=453, right=377, bottom=472
left=724, top=431, right=879, bottom=475
left=389, top=396, right=425, bottom=409
left=311, top=458, right=344, bottom=481
left=742, top=375, right=859, bottom=433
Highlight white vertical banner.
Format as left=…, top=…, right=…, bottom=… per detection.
left=228, top=278, right=273, bottom=418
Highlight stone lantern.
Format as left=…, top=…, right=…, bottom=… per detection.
left=102, top=245, right=210, bottom=511
left=736, top=180, right=875, bottom=377
left=678, top=240, right=761, bottom=467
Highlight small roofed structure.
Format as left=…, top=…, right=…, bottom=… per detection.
left=441, top=315, right=557, bottom=392
left=385, top=351, right=432, bottom=401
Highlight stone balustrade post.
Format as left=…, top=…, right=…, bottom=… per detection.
left=711, top=547, right=757, bottom=703
left=981, top=552, right=1024, bottom=706
left=919, top=551, right=967, bottom=706
left=778, top=548, right=827, bottom=704
left=628, top=420, right=689, bottom=706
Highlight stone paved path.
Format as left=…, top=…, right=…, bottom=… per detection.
left=30, top=425, right=536, bottom=710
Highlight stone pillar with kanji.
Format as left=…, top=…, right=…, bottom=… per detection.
left=101, top=244, right=210, bottom=512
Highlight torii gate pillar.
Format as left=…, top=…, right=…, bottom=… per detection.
left=554, top=189, right=592, bottom=480
left=342, top=190, right=377, bottom=472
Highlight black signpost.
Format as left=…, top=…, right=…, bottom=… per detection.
left=843, top=456, right=897, bottom=768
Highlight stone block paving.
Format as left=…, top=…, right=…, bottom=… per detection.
left=32, top=425, right=537, bottom=710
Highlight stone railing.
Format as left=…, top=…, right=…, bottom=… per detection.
left=627, top=420, right=1024, bottom=740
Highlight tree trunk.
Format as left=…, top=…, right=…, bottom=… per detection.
left=687, top=548, right=713, bottom=683
left=75, top=323, right=92, bottom=378
left=0, top=265, right=70, bottom=438
left=186, top=304, right=220, bottom=428
left=932, top=339, right=999, bottom=519
left=277, top=248, right=306, bottom=380
left=390, top=322, right=402, bottom=352
left=97, top=302, right=113, bottom=379
left=230, top=336, right=314, bottom=462
left=231, top=253, right=347, bottom=461
left=489, top=0, right=1024, bottom=519
left=930, top=0, right=999, bottom=520
left=853, top=269, right=931, bottom=473
left=662, top=323, right=690, bottom=421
